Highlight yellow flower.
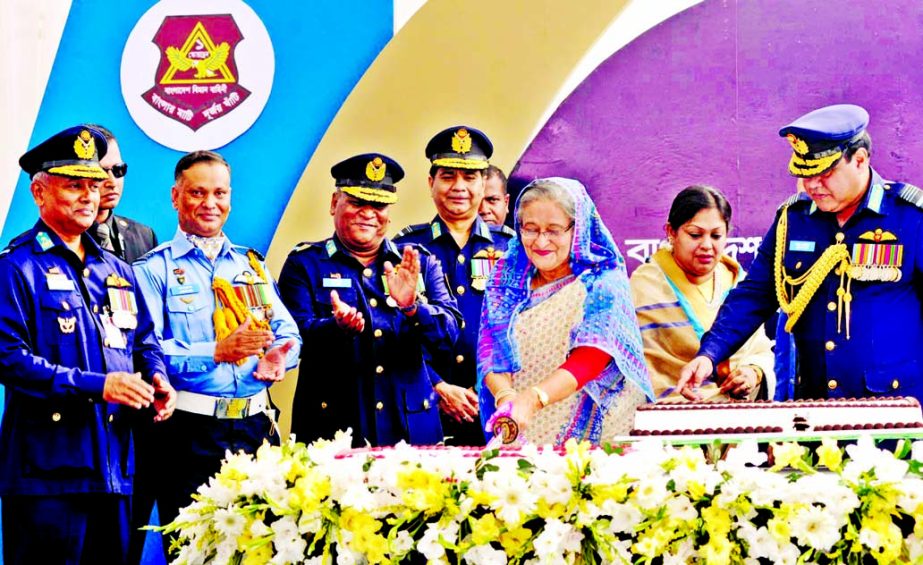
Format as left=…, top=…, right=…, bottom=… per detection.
left=470, top=514, right=501, bottom=546
left=591, top=483, right=629, bottom=504
left=536, top=500, right=566, bottom=520
left=397, top=468, right=450, bottom=514
left=468, top=489, right=497, bottom=507
left=241, top=542, right=272, bottom=565
left=701, top=503, right=731, bottom=537
left=702, top=535, right=733, bottom=564
left=767, top=517, right=791, bottom=542
left=771, top=442, right=808, bottom=471
left=816, top=438, right=843, bottom=472
left=499, top=525, right=532, bottom=555
left=686, top=480, right=706, bottom=501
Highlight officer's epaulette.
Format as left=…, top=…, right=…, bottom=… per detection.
left=394, top=223, right=429, bottom=239
left=289, top=240, right=318, bottom=254
left=246, top=248, right=265, bottom=261
left=777, top=192, right=811, bottom=210
left=3, top=230, right=33, bottom=255
left=132, top=241, right=171, bottom=265
left=895, top=182, right=923, bottom=209
left=489, top=224, right=516, bottom=238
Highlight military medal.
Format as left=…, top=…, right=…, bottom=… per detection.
left=231, top=271, right=273, bottom=321
left=471, top=247, right=503, bottom=292
left=850, top=229, right=903, bottom=283
left=173, top=268, right=186, bottom=284
left=105, top=273, right=138, bottom=329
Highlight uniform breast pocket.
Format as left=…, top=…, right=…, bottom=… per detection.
left=402, top=386, right=442, bottom=445
left=22, top=405, right=97, bottom=476
left=166, top=294, right=212, bottom=341
left=38, top=292, right=84, bottom=363
left=783, top=242, right=818, bottom=274
left=315, top=287, right=359, bottom=311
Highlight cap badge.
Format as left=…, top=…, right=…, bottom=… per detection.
left=365, top=156, right=386, bottom=182
left=786, top=134, right=809, bottom=156
left=73, top=130, right=97, bottom=160
left=451, top=128, right=472, bottom=154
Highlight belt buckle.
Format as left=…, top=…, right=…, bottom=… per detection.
left=215, top=397, right=250, bottom=419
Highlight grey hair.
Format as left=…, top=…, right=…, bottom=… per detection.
left=516, top=178, right=576, bottom=224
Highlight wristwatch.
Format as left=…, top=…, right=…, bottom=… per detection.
left=399, top=298, right=419, bottom=315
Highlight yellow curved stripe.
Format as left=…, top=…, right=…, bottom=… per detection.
left=267, top=0, right=630, bottom=438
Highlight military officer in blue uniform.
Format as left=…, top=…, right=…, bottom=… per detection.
left=278, top=153, right=461, bottom=447
left=395, top=126, right=514, bottom=445
left=679, top=104, right=923, bottom=403
left=0, top=126, right=174, bottom=565
left=132, top=150, right=301, bottom=545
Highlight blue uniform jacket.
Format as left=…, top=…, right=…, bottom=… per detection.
left=278, top=236, right=461, bottom=447
left=132, top=229, right=301, bottom=397
left=394, top=216, right=513, bottom=393
left=700, top=170, right=923, bottom=401
left=0, top=221, right=166, bottom=496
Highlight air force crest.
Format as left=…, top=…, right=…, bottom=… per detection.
left=121, top=0, right=274, bottom=151
left=144, top=15, right=250, bottom=131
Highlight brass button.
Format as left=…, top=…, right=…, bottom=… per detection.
left=362, top=268, right=373, bottom=277
left=82, top=268, right=90, bottom=277
left=457, top=255, right=465, bottom=264
left=795, top=261, right=802, bottom=269
left=456, top=354, right=464, bottom=364
left=373, top=329, right=383, bottom=338
left=827, top=302, right=837, bottom=312
left=369, top=298, right=378, bottom=307
left=375, top=365, right=384, bottom=374
left=827, top=379, right=838, bottom=390
left=108, top=414, right=114, bottom=423
left=456, top=285, right=466, bottom=295
left=835, top=232, right=845, bottom=243
left=62, top=301, right=70, bottom=311
left=375, top=401, right=384, bottom=411
left=52, top=412, right=61, bottom=422
left=796, top=375, right=801, bottom=385
left=92, top=304, right=98, bottom=313
left=825, top=341, right=835, bottom=351
left=461, top=321, right=466, bottom=330
left=892, top=379, right=900, bottom=390
left=423, top=399, right=431, bottom=410
left=321, top=402, right=328, bottom=409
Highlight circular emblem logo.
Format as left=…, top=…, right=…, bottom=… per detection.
left=121, top=0, right=274, bottom=151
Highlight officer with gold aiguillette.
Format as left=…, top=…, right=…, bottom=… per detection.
left=679, top=104, right=923, bottom=403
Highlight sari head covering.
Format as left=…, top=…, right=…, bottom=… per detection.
left=477, top=177, right=653, bottom=431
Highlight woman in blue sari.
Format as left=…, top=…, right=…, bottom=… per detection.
left=477, top=177, right=653, bottom=445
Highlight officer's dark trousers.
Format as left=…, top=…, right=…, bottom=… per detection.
left=156, top=409, right=278, bottom=558
left=127, top=413, right=166, bottom=565
left=2, top=493, right=130, bottom=565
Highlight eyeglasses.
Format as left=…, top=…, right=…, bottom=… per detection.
left=102, top=163, right=128, bottom=178
left=519, top=222, right=574, bottom=241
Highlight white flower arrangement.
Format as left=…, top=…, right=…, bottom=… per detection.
left=161, top=431, right=923, bottom=564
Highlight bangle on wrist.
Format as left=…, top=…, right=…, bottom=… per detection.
left=531, top=386, right=549, bottom=408
left=494, top=388, right=516, bottom=407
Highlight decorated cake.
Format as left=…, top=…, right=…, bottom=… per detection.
left=631, top=396, right=923, bottom=440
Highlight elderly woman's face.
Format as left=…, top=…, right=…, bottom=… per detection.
left=667, top=207, right=728, bottom=281
left=519, top=197, right=574, bottom=280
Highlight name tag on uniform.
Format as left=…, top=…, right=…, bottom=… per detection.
left=323, top=277, right=352, bottom=288
left=788, top=240, right=816, bottom=252
left=170, top=284, right=200, bottom=296
left=46, top=275, right=76, bottom=291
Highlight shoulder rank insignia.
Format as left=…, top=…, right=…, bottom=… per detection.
left=431, top=222, right=442, bottom=239
left=778, top=192, right=810, bottom=210
left=36, top=231, right=54, bottom=251
left=898, top=183, right=923, bottom=209
left=325, top=239, right=337, bottom=257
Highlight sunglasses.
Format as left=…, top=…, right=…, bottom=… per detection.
left=103, top=162, right=128, bottom=178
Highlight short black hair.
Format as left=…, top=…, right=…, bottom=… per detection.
left=174, top=150, right=231, bottom=181
left=667, top=185, right=732, bottom=231
left=484, top=165, right=508, bottom=192
left=844, top=131, right=872, bottom=161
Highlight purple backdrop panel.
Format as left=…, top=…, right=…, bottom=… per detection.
left=512, top=0, right=923, bottom=273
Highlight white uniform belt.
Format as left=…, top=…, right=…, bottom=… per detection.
left=175, top=389, right=269, bottom=419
